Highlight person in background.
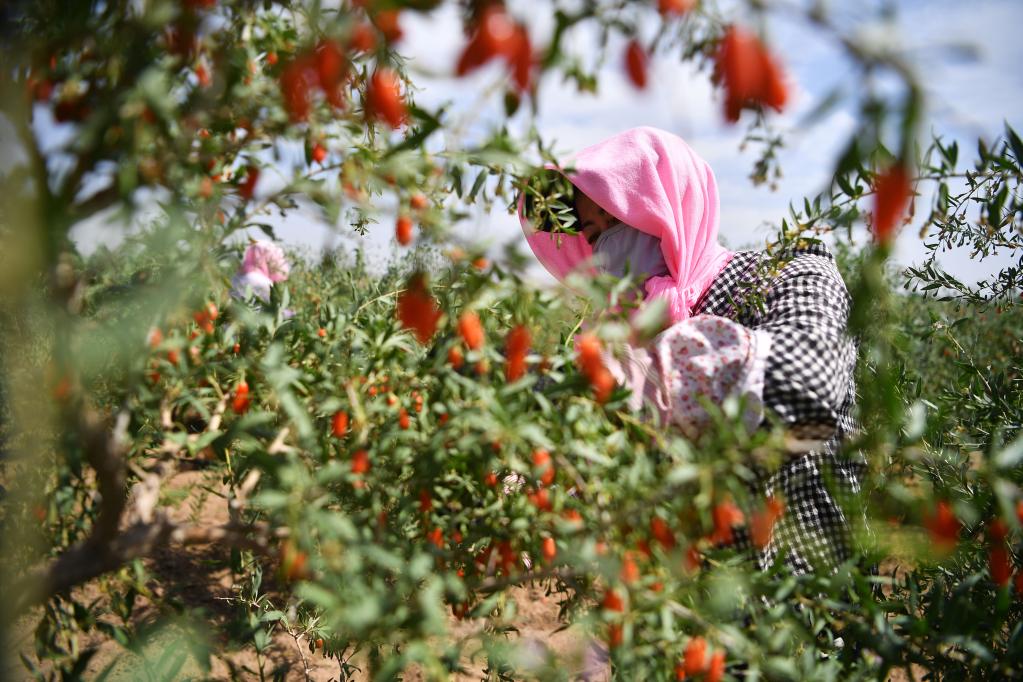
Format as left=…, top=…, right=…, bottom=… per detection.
left=231, top=239, right=291, bottom=305
left=519, top=126, right=863, bottom=577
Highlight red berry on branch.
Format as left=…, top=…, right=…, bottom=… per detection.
left=398, top=407, right=410, bottom=430
left=312, top=142, right=328, bottom=164
left=873, top=162, right=913, bottom=244
left=528, top=487, right=551, bottom=511
left=351, top=449, right=370, bottom=475
left=396, top=274, right=442, bottom=344
left=457, top=311, right=485, bottom=350
left=707, top=650, right=726, bottom=682
left=532, top=449, right=554, bottom=486
left=750, top=496, right=785, bottom=549
left=349, top=22, right=376, bottom=53
left=650, top=516, right=676, bottom=549
left=447, top=346, right=464, bottom=369
left=331, top=411, right=349, bottom=437
left=198, top=176, right=214, bottom=199
left=541, top=537, right=557, bottom=562
left=456, top=6, right=516, bottom=76
left=365, top=68, right=407, bottom=129
left=314, top=39, right=346, bottom=91
left=624, top=39, right=648, bottom=90
left=990, top=545, right=1012, bottom=586
left=504, top=324, right=531, bottom=382
left=280, top=56, right=317, bottom=122
left=924, top=499, right=960, bottom=553
left=409, top=193, right=428, bottom=211
left=620, top=552, right=640, bottom=584
left=372, top=10, right=403, bottom=44
left=683, top=636, right=708, bottom=677
left=715, top=25, right=788, bottom=123
left=395, top=215, right=414, bottom=246
left=279, top=540, right=310, bottom=581
left=232, top=380, right=250, bottom=414
left=195, top=63, right=211, bottom=88
left=710, top=501, right=744, bottom=545
left=658, top=0, right=695, bottom=16
left=607, top=623, right=623, bottom=649
left=989, top=518, right=1009, bottom=543
left=602, top=588, right=625, bottom=612
left=239, top=165, right=260, bottom=200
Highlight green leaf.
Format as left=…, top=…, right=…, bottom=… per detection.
left=296, top=582, right=340, bottom=611
left=252, top=490, right=289, bottom=510
left=468, top=171, right=488, bottom=201
left=1005, top=122, right=1023, bottom=167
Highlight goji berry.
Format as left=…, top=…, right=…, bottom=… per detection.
left=651, top=516, right=676, bottom=549
left=458, top=311, right=485, bottom=350
left=331, top=411, right=348, bottom=437
left=620, top=552, right=640, bottom=584
left=624, top=39, right=648, bottom=89
left=351, top=449, right=370, bottom=474
left=873, top=163, right=913, bottom=244
left=532, top=448, right=554, bottom=486
left=683, top=636, right=707, bottom=676
left=312, top=142, right=328, bottom=164
left=365, top=68, right=406, bottom=128
left=715, top=25, right=788, bottom=123
left=541, top=536, right=557, bottom=562
left=924, top=500, right=960, bottom=553
left=396, top=274, right=442, bottom=344
left=710, top=501, right=744, bottom=545
left=395, top=215, right=414, bottom=245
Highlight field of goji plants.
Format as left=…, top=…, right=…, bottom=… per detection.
left=1, top=1, right=1022, bottom=680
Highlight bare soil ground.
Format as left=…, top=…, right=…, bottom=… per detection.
left=9, top=470, right=596, bottom=681
left=9, top=470, right=928, bottom=681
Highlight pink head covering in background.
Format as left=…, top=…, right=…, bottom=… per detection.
left=242, top=240, right=290, bottom=282
left=518, top=127, right=733, bottom=324
left=231, top=240, right=291, bottom=303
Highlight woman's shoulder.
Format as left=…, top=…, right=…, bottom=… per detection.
left=693, top=240, right=844, bottom=320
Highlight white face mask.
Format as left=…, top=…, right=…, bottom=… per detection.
left=592, top=222, right=670, bottom=281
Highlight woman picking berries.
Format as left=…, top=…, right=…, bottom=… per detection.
left=519, top=126, right=863, bottom=578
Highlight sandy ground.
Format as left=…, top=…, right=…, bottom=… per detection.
left=8, top=469, right=928, bottom=681
left=9, top=469, right=598, bottom=681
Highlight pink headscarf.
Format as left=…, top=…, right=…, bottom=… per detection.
left=231, top=240, right=291, bottom=303
left=518, top=127, right=733, bottom=324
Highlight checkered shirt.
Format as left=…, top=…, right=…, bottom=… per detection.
left=692, top=242, right=866, bottom=575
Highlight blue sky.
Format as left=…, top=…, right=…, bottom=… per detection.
left=67, top=0, right=1023, bottom=286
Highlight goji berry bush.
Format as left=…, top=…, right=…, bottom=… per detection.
left=0, top=1, right=1021, bottom=680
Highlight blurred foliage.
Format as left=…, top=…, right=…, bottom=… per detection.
left=0, top=0, right=1021, bottom=681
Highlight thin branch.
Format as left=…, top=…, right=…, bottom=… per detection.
left=78, top=406, right=130, bottom=543
left=9, top=519, right=286, bottom=616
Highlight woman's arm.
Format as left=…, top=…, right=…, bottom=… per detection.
left=605, top=315, right=772, bottom=438
left=756, top=251, right=856, bottom=440
left=605, top=249, right=855, bottom=443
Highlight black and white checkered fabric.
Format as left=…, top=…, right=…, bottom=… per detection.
left=692, top=242, right=866, bottom=575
